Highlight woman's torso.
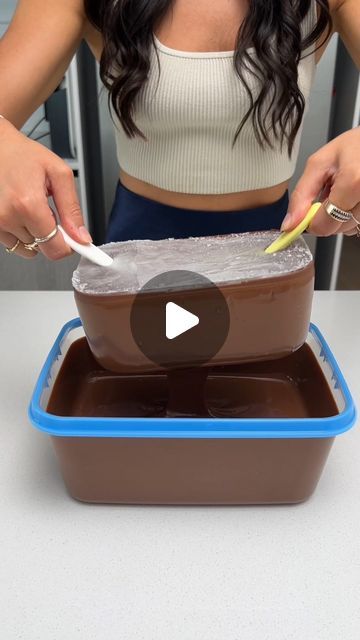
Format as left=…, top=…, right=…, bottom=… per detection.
left=84, top=0, right=331, bottom=211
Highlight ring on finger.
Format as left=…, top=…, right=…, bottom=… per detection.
left=22, top=223, right=58, bottom=251
left=5, top=239, right=21, bottom=254
left=34, top=226, right=58, bottom=244
left=23, top=240, right=39, bottom=252
left=324, top=199, right=353, bottom=223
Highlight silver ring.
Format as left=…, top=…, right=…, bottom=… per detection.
left=324, top=200, right=353, bottom=223
left=34, top=226, right=58, bottom=244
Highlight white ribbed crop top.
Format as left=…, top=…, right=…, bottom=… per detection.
left=112, top=3, right=317, bottom=194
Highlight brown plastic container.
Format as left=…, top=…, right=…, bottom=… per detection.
left=29, top=320, right=356, bottom=505
left=53, top=437, right=334, bottom=505
left=72, top=233, right=314, bottom=373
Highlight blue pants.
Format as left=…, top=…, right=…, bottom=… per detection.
left=106, top=181, right=289, bottom=242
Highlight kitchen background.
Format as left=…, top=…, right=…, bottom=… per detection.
left=1, top=0, right=359, bottom=290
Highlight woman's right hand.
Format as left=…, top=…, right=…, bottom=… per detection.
left=0, top=117, right=92, bottom=260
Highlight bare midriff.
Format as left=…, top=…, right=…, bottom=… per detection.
left=119, top=170, right=290, bottom=211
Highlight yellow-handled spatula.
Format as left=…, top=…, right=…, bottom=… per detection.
left=264, top=202, right=322, bottom=255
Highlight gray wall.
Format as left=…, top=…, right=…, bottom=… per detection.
left=290, top=37, right=338, bottom=257
left=97, top=74, right=120, bottom=219
left=0, top=1, right=48, bottom=140
left=0, top=252, right=79, bottom=290
left=291, top=36, right=338, bottom=188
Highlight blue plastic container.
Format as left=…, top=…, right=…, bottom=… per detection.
left=29, top=319, right=356, bottom=504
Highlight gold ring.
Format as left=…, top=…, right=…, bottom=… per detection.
left=23, top=241, right=39, bottom=251
left=34, top=226, right=58, bottom=244
left=5, top=239, right=20, bottom=254
left=352, top=214, right=360, bottom=225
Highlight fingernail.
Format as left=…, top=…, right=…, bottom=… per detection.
left=281, top=213, right=293, bottom=231
left=79, top=226, right=92, bottom=243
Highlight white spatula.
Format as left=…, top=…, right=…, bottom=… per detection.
left=57, top=225, right=113, bottom=267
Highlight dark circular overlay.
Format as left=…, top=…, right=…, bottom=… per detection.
left=130, top=270, right=230, bottom=369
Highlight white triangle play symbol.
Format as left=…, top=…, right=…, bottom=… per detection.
left=165, top=302, right=199, bottom=340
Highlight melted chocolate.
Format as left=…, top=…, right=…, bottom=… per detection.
left=47, top=337, right=338, bottom=419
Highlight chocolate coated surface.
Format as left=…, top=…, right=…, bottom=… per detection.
left=74, top=262, right=314, bottom=373
left=73, top=233, right=314, bottom=372
left=52, top=436, right=334, bottom=505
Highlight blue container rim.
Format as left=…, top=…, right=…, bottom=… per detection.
left=28, top=318, right=357, bottom=439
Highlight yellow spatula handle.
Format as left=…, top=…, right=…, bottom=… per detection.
left=264, top=202, right=322, bottom=255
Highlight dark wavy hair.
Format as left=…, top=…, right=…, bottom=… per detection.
left=84, top=0, right=332, bottom=156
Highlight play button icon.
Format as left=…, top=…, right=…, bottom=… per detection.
left=130, top=270, right=230, bottom=369
left=166, top=302, right=199, bottom=340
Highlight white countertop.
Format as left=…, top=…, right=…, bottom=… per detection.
left=0, top=291, right=359, bottom=640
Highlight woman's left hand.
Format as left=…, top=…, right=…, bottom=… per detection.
left=281, top=127, right=360, bottom=237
